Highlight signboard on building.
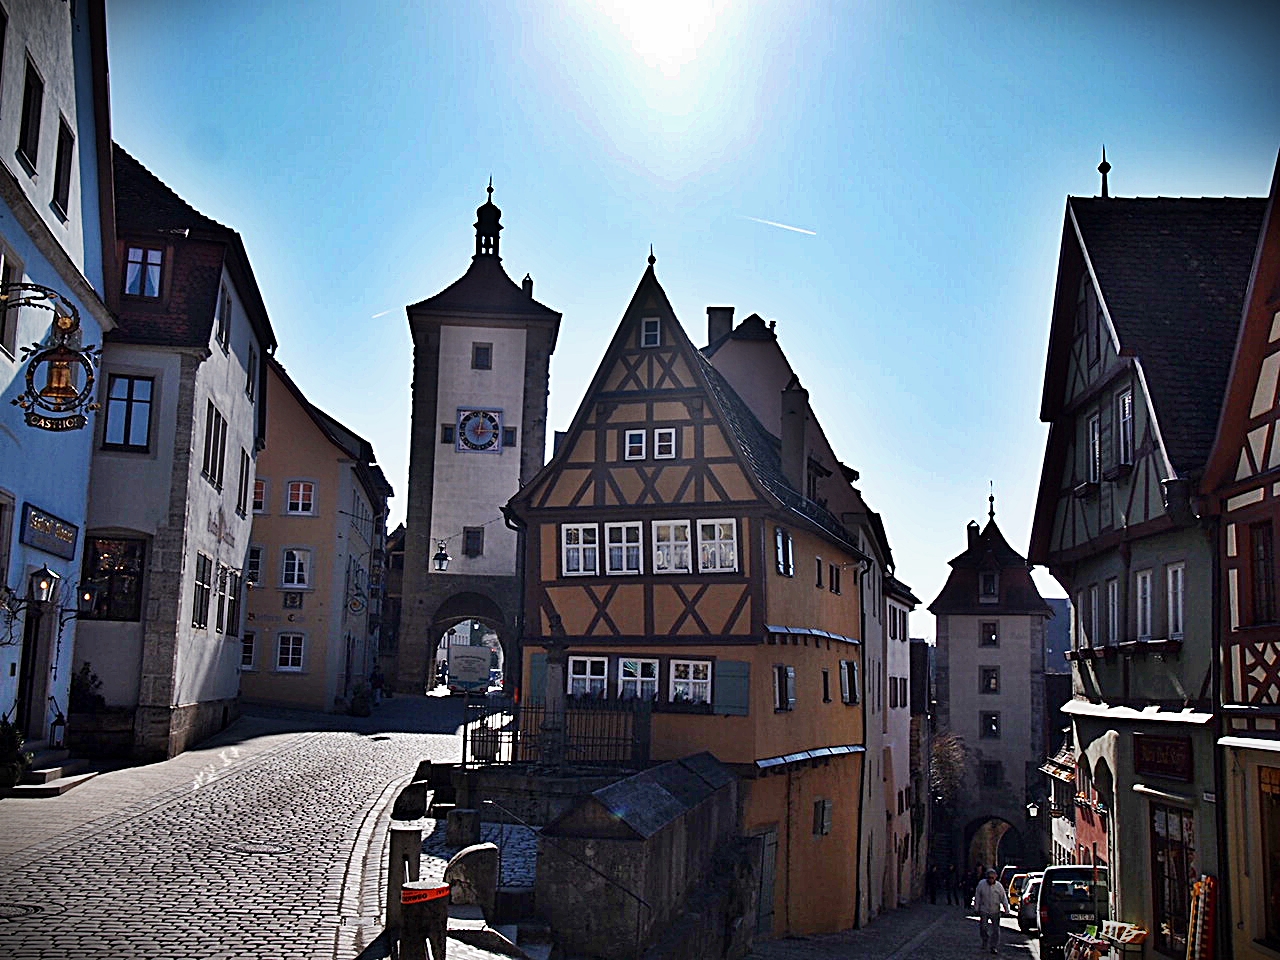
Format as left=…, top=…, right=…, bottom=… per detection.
left=448, top=646, right=491, bottom=693
left=19, top=503, right=78, bottom=560
left=1133, top=733, right=1193, bottom=782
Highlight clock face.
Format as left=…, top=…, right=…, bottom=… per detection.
left=457, top=409, right=501, bottom=452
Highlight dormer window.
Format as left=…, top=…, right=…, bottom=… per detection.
left=641, top=317, right=661, bottom=348
left=124, top=245, right=164, bottom=298
left=979, top=571, right=999, bottom=603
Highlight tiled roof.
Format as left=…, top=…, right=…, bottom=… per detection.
left=113, top=145, right=233, bottom=237
left=1071, top=197, right=1266, bottom=475
left=408, top=255, right=560, bottom=319
left=929, top=518, right=1050, bottom=615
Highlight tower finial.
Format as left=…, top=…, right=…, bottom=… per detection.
left=648, top=244, right=656, bottom=267
left=1098, top=146, right=1111, bottom=198
left=988, top=481, right=996, bottom=522
left=487, top=175, right=494, bottom=201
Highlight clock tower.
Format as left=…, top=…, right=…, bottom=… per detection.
left=396, top=186, right=561, bottom=693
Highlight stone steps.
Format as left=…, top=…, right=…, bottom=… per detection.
left=6, top=740, right=105, bottom=797
left=9, top=770, right=101, bottom=797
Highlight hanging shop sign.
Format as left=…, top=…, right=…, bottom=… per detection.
left=1133, top=733, right=1194, bottom=782
left=6, top=283, right=100, bottom=431
left=19, top=503, right=79, bottom=560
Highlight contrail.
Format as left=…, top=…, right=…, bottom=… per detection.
left=370, top=308, right=393, bottom=319
left=742, top=215, right=816, bottom=236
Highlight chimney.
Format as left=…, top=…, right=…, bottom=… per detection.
left=781, top=376, right=809, bottom=493
left=707, top=306, right=734, bottom=346
left=553, top=430, right=568, bottom=457
left=522, top=274, right=534, bottom=297
left=967, top=520, right=980, bottom=550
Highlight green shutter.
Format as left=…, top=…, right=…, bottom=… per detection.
left=712, top=660, right=750, bottom=716
left=526, top=652, right=547, bottom=705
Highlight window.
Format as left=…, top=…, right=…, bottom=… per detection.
left=241, top=632, right=255, bottom=670
left=605, top=522, right=642, bottom=575
left=822, top=669, right=831, bottom=703
left=980, top=571, right=998, bottom=601
left=1260, top=766, right=1280, bottom=944
left=102, top=375, right=153, bottom=451
left=246, top=346, right=258, bottom=400
left=816, top=557, right=824, bottom=589
left=471, top=342, right=492, bottom=370
left=1088, top=584, right=1099, bottom=647
left=980, top=666, right=1000, bottom=695
left=653, top=520, right=691, bottom=574
left=979, top=711, right=1001, bottom=739
left=697, top=519, right=737, bottom=573
left=81, top=537, right=146, bottom=621
left=235, top=450, right=251, bottom=517
left=201, top=401, right=228, bottom=490
left=813, top=799, right=833, bottom=837
left=458, top=526, right=483, bottom=558
left=1150, top=803, right=1197, bottom=957
left=568, top=656, right=607, bottom=697
left=51, top=117, right=74, bottom=216
left=1107, top=578, right=1120, bottom=644
left=981, top=761, right=1004, bottom=788
left=252, top=480, right=266, bottom=513
left=1117, top=390, right=1134, bottom=466
left=282, top=548, right=310, bottom=587
left=1252, top=523, right=1276, bottom=624
left=624, top=429, right=645, bottom=460
left=829, top=563, right=841, bottom=594
left=502, top=426, right=517, bottom=447
left=0, top=244, right=23, bottom=356
left=1167, top=563, right=1185, bottom=639
left=17, top=58, right=43, bottom=167
left=979, top=621, right=999, bottom=647
left=654, top=428, right=676, bottom=459
left=562, top=523, right=598, bottom=576
left=277, top=633, right=304, bottom=672
left=889, top=675, right=898, bottom=708
left=192, top=553, right=213, bottom=629
left=618, top=658, right=658, bottom=700
left=1136, top=569, right=1153, bottom=639
left=774, top=664, right=796, bottom=711
left=123, top=245, right=163, bottom=298
left=641, top=317, right=661, bottom=348
left=214, top=285, right=232, bottom=352
left=774, top=527, right=794, bottom=576
left=1087, top=414, right=1102, bottom=484
left=214, top=564, right=229, bottom=633
left=840, top=660, right=860, bottom=704
left=440, top=424, right=455, bottom=444
left=246, top=545, right=262, bottom=585
left=225, top=571, right=240, bottom=637
left=286, top=481, right=315, bottom=515
left=671, top=659, right=711, bottom=703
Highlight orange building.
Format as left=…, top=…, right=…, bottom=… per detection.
left=506, top=261, right=869, bottom=937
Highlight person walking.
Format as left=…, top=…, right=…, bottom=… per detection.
left=946, top=864, right=960, bottom=905
left=369, top=666, right=385, bottom=706
left=974, top=867, right=1010, bottom=953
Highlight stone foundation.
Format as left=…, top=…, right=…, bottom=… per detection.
left=133, top=696, right=240, bottom=761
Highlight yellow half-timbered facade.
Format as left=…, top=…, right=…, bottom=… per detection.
left=507, top=261, right=870, bottom=937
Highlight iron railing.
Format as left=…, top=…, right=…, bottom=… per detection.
left=463, top=694, right=651, bottom=766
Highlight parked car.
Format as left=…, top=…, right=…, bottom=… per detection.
left=999, top=865, right=1018, bottom=890
left=1008, top=872, right=1031, bottom=911
left=1018, top=876, right=1042, bottom=934
left=1038, top=865, right=1109, bottom=959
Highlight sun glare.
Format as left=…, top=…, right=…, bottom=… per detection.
left=595, top=0, right=729, bottom=77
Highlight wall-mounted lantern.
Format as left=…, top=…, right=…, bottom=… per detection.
left=432, top=540, right=451, bottom=572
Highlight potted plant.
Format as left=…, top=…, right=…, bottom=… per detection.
left=0, top=714, right=31, bottom=791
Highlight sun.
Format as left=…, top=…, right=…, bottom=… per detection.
left=595, top=0, right=729, bottom=77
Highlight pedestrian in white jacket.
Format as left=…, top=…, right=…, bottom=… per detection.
left=974, top=868, right=1010, bottom=953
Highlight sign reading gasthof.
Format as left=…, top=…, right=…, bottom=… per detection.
left=19, top=503, right=78, bottom=560
left=1133, top=733, right=1193, bottom=782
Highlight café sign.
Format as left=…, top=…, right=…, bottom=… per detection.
left=1133, top=733, right=1193, bottom=782
left=20, top=503, right=78, bottom=561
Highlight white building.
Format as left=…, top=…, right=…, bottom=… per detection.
left=0, top=0, right=115, bottom=745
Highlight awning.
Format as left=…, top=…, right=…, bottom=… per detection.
left=755, top=743, right=865, bottom=770
left=765, top=625, right=860, bottom=646
left=1063, top=701, right=1213, bottom=725
left=1218, top=736, right=1280, bottom=754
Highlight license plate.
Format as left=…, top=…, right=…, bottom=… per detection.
left=1070, top=914, right=1093, bottom=921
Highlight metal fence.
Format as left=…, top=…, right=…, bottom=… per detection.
left=463, top=695, right=651, bottom=766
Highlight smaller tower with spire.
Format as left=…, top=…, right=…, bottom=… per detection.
left=475, top=178, right=502, bottom=258
left=1098, top=146, right=1111, bottom=199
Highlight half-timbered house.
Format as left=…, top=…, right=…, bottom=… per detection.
left=1029, top=185, right=1265, bottom=958
left=506, top=259, right=870, bottom=937
left=1201, top=154, right=1280, bottom=960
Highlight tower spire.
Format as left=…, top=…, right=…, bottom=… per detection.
left=648, top=244, right=656, bottom=267
left=474, top=180, right=502, bottom=259
left=1098, top=146, right=1111, bottom=198
left=988, top=481, right=996, bottom=522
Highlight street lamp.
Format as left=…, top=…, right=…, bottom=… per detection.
left=1026, top=801, right=1040, bottom=819
left=432, top=540, right=451, bottom=572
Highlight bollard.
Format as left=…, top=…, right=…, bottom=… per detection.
left=386, top=823, right=423, bottom=934
left=401, top=881, right=450, bottom=960
left=446, top=808, right=481, bottom=847
left=392, top=780, right=429, bottom=820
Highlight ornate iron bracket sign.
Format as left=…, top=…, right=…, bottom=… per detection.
left=5, top=282, right=101, bottom=431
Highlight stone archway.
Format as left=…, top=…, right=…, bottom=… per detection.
left=964, top=817, right=1025, bottom=878
left=425, top=591, right=512, bottom=693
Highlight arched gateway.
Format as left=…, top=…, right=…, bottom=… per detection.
left=395, top=186, right=561, bottom=694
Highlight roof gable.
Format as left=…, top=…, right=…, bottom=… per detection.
left=930, top=517, right=1049, bottom=616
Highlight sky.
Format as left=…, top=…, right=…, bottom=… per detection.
left=105, top=0, right=1280, bottom=638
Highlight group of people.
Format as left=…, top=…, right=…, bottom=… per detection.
left=925, top=864, right=1012, bottom=954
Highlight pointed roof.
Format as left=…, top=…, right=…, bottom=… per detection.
left=929, top=517, right=1049, bottom=616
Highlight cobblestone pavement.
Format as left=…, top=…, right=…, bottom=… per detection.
left=747, top=901, right=1040, bottom=960
left=0, top=694, right=490, bottom=960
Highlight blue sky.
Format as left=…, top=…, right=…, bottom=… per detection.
left=106, top=0, right=1280, bottom=635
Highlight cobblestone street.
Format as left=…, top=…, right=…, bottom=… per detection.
left=0, top=695, right=464, bottom=960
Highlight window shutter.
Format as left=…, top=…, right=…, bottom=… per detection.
left=785, top=665, right=796, bottom=710
left=712, top=660, right=750, bottom=716
left=840, top=661, right=851, bottom=703
left=526, top=652, right=547, bottom=705
left=851, top=661, right=861, bottom=704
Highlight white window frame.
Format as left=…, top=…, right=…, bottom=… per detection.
left=1107, top=577, right=1119, bottom=644
left=568, top=655, right=608, bottom=697
left=669, top=659, right=712, bottom=703
left=253, top=478, right=267, bottom=514
left=240, top=631, right=255, bottom=671
left=605, top=521, right=643, bottom=576
left=624, top=429, right=646, bottom=460
left=286, top=480, right=316, bottom=515
left=1117, top=390, right=1134, bottom=466
left=618, top=657, right=658, bottom=700
left=652, top=520, right=692, bottom=574
left=282, top=548, right=310, bottom=588
left=840, top=659, right=861, bottom=704
left=775, top=527, right=794, bottom=576
left=276, top=632, right=304, bottom=672
left=654, top=427, right=676, bottom=459
left=1087, top=413, right=1102, bottom=483
left=246, top=545, right=262, bottom=586
left=1088, top=584, right=1099, bottom=648
left=1136, top=569, right=1153, bottom=639
left=696, top=518, right=738, bottom=573
left=561, top=523, right=599, bottom=576
left=1167, top=563, right=1185, bottom=639
left=773, top=664, right=796, bottom=711
left=641, top=316, right=661, bottom=348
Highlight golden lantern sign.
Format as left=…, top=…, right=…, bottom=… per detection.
left=6, top=283, right=100, bottom=431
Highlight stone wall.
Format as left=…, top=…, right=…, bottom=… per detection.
left=457, top=765, right=627, bottom=826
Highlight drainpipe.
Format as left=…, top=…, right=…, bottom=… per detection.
left=785, top=766, right=794, bottom=935
left=501, top=505, right=526, bottom=698
left=1207, top=511, right=1233, bottom=960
